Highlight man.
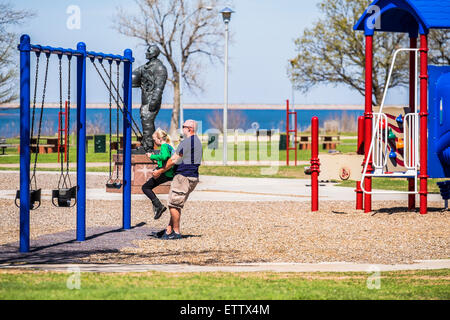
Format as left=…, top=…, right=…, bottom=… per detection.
left=132, top=44, right=168, bottom=153
left=152, top=120, right=203, bottom=240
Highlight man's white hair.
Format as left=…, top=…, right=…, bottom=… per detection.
left=184, top=119, right=198, bottom=132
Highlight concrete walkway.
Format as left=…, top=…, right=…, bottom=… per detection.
left=0, top=171, right=443, bottom=202
left=1, top=260, right=449, bottom=273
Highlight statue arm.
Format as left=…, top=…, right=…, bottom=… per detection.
left=150, top=63, right=168, bottom=104
left=132, top=67, right=142, bottom=88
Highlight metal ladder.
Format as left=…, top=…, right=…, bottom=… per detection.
left=361, top=48, right=420, bottom=195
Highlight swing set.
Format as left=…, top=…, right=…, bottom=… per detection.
left=17, top=34, right=138, bottom=253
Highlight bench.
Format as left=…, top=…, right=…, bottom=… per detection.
left=0, top=144, right=14, bottom=155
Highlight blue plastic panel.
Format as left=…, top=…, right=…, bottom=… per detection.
left=428, top=65, right=450, bottom=178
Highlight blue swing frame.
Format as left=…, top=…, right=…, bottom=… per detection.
left=18, top=34, right=134, bottom=253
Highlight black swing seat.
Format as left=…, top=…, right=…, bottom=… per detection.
left=106, top=180, right=122, bottom=189
left=15, top=189, right=42, bottom=210
left=52, top=186, right=77, bottom=208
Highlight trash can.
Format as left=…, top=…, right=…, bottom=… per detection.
left=94, top=135, right=106, bottom=153
left=208, top=133, right=219, bottom=150
left=279, top=134, right=288, bottom=150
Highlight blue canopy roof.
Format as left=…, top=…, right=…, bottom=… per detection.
left=354, top=0, right=450, bottom=36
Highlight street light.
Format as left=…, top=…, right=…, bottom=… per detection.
left=178, top=5, right=213, bottom=133
left=220, top=7, right=234, bottom=165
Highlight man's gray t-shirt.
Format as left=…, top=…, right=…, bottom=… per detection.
left=175, top=135, right=203, bottom=178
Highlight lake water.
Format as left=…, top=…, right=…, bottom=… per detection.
left=0, top=108, right=363, bottom=138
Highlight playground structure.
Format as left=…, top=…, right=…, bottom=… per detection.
left=17, top=34, right=135, bottom=252
left=354, top=0, right=450, bottom=214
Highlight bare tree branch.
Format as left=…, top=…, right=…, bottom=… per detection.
left=0, top=2, right=35, bottom=104
left=288, top=0, right=447, bottom=107
left=113, top=0, right=227, bottom=137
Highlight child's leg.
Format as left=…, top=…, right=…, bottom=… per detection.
left=142, top=175, right=171, bottom=201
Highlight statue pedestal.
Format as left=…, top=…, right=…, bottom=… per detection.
left=105, top=154, right=171, bottom=194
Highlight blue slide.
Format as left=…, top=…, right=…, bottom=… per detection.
left=429, top=66, right=450, bottom=178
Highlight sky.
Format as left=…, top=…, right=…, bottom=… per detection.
left=10, top=0, right=408, bottom=106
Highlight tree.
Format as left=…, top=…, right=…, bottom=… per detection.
left=429, top=29, right=450, bottom=66
left=114, top=0, right=225, bottom=139
left=288, top=0, right=450, bottom=106
left=207, top=109, right=247, bottom=133
left=0, top=2, right=35, bottom=104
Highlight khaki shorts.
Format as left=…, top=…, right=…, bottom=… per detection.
left=168, top=174, right=199, bottom=210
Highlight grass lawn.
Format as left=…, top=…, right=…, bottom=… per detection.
left=0, top=269, right=448, bottom=300
left=337, top=178, right=448, bottom=194
left=1, top=136, right=356, bottom=164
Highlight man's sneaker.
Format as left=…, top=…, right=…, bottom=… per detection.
left=161, top=231, right=183, bottom=240
left=150, top=229, right=166, bottom=238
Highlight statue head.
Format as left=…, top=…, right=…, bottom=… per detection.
left=146, top=45, right=160, bottom=60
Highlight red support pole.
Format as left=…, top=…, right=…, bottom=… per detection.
left=408, top=37, right=417, bottom=211
left=364, top=35, right=373, bottom=213
left=294, top=112, right=298, bottom=166
left=286, top=99, right=289, bottom=166
left=356, top=181, right=363, bottom=210
left=356, top=116, right=365, bottom=210
left=311, top=116, right=320, bottom=212
left=419, top=34, right=428, bottom=215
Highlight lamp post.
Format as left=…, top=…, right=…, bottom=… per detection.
left=178, top=6, right=213, bottom=133
left=220, top=7, right=234, bottom=165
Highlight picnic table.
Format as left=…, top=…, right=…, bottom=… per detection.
left=297, top=134, right=341, bottom=150
left=18, top=137, right=59, bottom=154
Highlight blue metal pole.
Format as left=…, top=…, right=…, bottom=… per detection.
left=19, top=34, right=31, bottom=253
left=122, top=49, right=133, bottom=230
left=76, top=42, right=87, bottom=241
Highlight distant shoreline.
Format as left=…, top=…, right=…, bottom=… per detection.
left=0, top=103, right=369, bottom=110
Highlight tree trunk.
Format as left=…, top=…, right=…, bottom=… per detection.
left=169, top=78, right=181, bottom=142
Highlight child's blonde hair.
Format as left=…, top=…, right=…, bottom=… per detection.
left=153, top=128, right=172, bottom=146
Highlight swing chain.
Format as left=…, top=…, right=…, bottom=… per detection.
left=30, top=53, right=40, bottom=147
left=99, top=61, right=143, bottom=138
left=66, top=56, right=72, bottom=177
left=106, top=61, right=122, bottom=186
left=30, top=53, right=50, bottom=191
left=57, top=56, right=67, bottom=190
left=90, top=58, right=143, bottom=139
left=57, top=56, right=73, bottom=190
left=116, top=62, right=120, bottom=181
left=108, top=61, right=113, bottom=181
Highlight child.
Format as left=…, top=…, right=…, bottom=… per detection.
left=142, top=129, right=175, bottom=219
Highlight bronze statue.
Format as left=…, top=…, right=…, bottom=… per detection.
left=132, top=45, right=168, bottom=153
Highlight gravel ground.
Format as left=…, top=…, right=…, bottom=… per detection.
left=0, top=172, right=107, bottom=190
left=0, top=172, right=449, bottom=265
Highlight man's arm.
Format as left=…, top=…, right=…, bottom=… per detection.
left=150, top=62, right=167, bottom=104
left=152, top=153, right=181, bottom=178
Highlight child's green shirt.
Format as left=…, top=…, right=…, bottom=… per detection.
left=150, top=143, right=175, bottom=178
